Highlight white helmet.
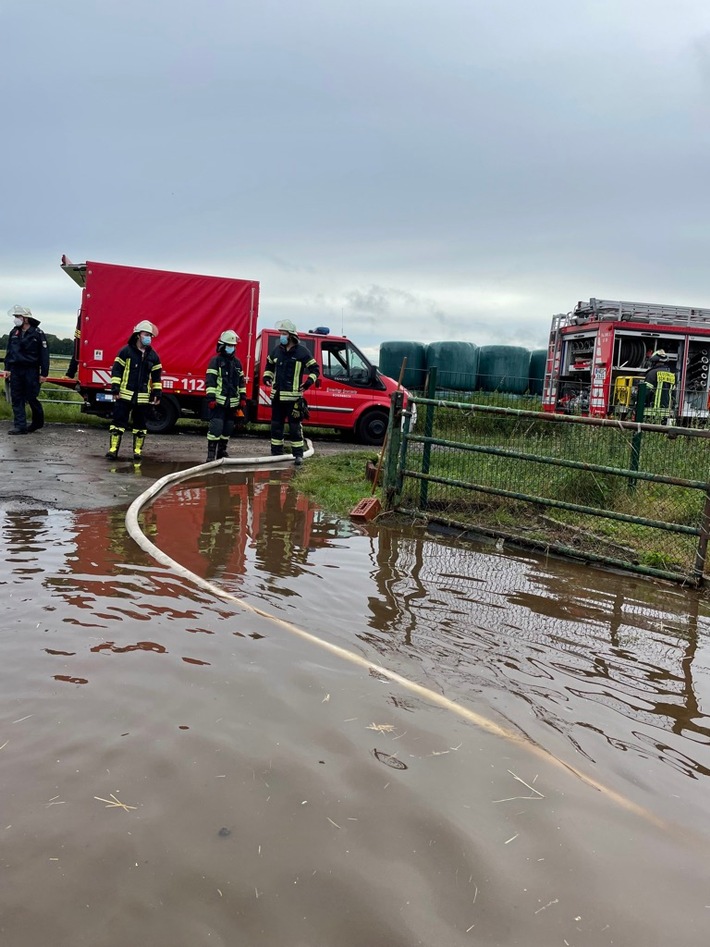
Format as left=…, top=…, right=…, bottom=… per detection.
left=8, top=305, right=32, bottom=319
left=133, top=319, right=159, bottom=337
left=275, top=319, right=298, bottom=337
left=219, top=329, right=240, bottom=345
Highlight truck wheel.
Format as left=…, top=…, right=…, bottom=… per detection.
left=146, top=396, right=179, bottom=434
left=357, top=409, right=389, bottom=445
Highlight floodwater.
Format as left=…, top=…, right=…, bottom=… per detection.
left=2, top=466, right=710, bottom=947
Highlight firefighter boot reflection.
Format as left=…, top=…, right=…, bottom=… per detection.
left=106, top=426, right=123, bottom=460
left=132, top=429, right=147, bottom=464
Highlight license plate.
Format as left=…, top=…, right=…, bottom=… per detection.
left=96, top=391, right=113, bottom=403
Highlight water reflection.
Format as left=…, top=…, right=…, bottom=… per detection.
left=140, top=478, right=710, bottom=793
left=4, top=479, right=710, bottom=946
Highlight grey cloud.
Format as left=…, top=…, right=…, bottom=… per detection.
left=3, top=1, right=710, bottom=351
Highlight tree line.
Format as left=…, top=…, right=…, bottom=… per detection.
left=0, top=333, right=75, bottom=355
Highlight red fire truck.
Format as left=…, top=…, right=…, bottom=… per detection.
left=542, top=297, right=710, bottom=422
left=55, top=256, right=405, bottom=444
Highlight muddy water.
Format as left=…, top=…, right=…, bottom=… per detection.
left=2, top=468, right=710, bottom=947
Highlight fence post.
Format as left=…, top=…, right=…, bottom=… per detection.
left=383, top=390, right=404, bottom=510
left=628, top=382, right=647, bottom=492
left=419, top=367, right=437, bottom=510
left=693, top=488, right=710, bottom=585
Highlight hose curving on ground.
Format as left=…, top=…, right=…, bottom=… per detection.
left=124, top=439, right=666, bottom=832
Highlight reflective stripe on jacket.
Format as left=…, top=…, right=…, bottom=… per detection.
left=205, top=354, right=246, bottom=407
left=110, top=343, right=162, bottom=404
left=644, top=367, right=675, bottom=411
left=262, top=343, right=319, bottom=401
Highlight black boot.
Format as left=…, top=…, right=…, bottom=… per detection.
left=216, top=440, right=229, bottom=459
left=206, top=440, right=218, bottom=462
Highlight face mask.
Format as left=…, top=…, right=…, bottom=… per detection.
left=13, top=317, right=23, bottom=327
left=225, top=345, right=235, bottom=355
left=140, top=335, right=152, bottom=347
left=279, top=334, right=289, bottom=345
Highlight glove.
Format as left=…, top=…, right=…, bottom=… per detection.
left=300, top=379, right=313, bottom=392
left=239, top=397, right=247, bottom=410
left=111, top=386, right=119, bottom=396
left=207, top=399, right=216, bottom=410
left=262, top=376, right=272, bottom=387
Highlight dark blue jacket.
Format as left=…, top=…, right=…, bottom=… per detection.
left=4, top=324, right=50, bottom=376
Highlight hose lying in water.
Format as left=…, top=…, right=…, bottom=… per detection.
left=125, top=446, right=667, bottom=831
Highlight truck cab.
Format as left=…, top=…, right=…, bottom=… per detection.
left=252, top=328, right=400, bottom=445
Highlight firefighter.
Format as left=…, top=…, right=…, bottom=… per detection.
left=643, top=349, right=676, bottom=423
left=205, top=329, right=247, bottom=462
left=3, top=305, right=50, bottom=435
left=107, top=320, right=162, bottom=462
left=262, top=320, right=319, bottom=465
left=65, top=313, right=81, bottom=379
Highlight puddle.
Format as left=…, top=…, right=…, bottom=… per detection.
left=2, top=470, right=710, bottom=946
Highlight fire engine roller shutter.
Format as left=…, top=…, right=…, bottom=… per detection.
left=478, top=345, right=532, bottom=395
left=379, top=341, right=427, bottom=390
left=425, top=341, right=479, bottom=392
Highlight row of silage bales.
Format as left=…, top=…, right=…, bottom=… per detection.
left=378, top=341, right=429, bottom=390
left=528, top=348, right=547, bottom=396
left=379, top=340, right=548, bottom=395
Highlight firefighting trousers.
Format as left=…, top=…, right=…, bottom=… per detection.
left=270, top=395, right=305, bottom=457
left=8, top=367, right=43, bottom=432
left=206, top=404, right=235, bottom=443
left=111, top=397, right=147, bottom=434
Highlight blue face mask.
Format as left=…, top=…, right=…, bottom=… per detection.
left=225, top=345, right=235, bottom=355
left=279, top=334, right=289, bottom=345
left=140, top=335, right=152, bottom=347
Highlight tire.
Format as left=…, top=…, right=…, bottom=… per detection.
left=356, top=408, right=389, bottom=446
left=145, top=395, right=179, bottom=434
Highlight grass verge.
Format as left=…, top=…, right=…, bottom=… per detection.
left=294, top=452, right=380, bottom=517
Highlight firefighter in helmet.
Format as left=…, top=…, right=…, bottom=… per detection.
left=204, top=329, right=247, bottom=461
left=262, top=320, right=319, bottom=466
left=643, top=349, right=676, bottom=423
left=3, top=305, right=49, bottom=434
left=107, top=320, right=162, bottom=462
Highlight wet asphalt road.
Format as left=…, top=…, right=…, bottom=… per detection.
left=0, top=420, right=364, bottom=511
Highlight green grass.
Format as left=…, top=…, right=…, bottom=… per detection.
left=294, top=452, right=380, bottom=516
left=398, top=404, right=710, bottom=577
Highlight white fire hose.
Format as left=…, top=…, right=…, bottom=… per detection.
left=124, top=441, right=665, bottom=831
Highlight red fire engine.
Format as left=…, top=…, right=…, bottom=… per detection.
left=542, top=297, right=710, bottom=421
left=55, top=256, right=405, bottom=444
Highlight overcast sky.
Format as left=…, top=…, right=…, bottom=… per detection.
left=3, top=0, right=710, bottom=360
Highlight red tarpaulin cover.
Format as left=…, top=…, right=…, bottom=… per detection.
left=76, top=262, right=259, bottom=394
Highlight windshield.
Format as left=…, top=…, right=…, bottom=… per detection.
left=322, top=340, right=372, bottom=385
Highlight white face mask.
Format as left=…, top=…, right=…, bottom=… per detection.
left=13, top=317, right=23, bottom=327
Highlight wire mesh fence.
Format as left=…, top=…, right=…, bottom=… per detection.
left=389, top=393, right=710, bottom=585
